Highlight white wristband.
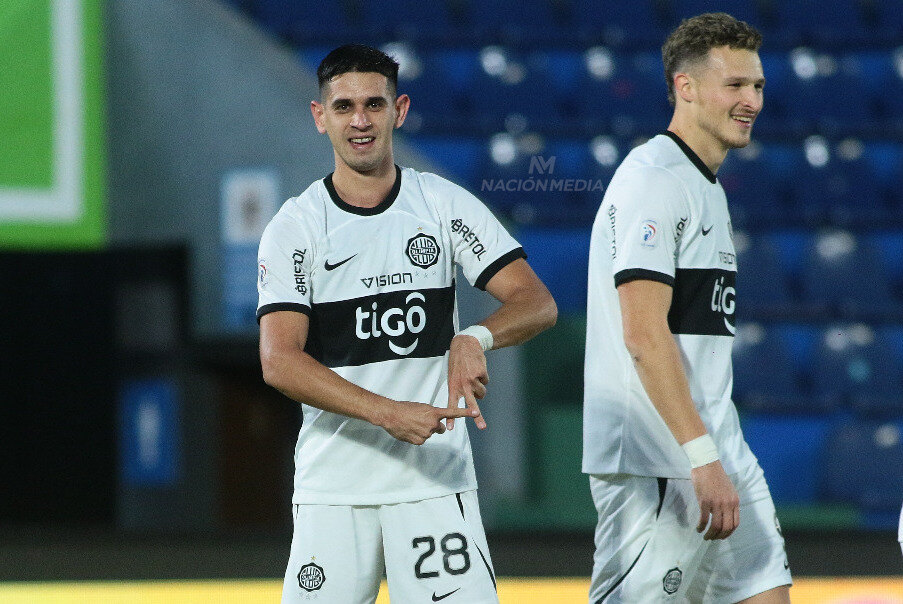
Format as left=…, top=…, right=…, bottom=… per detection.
left=457, top=325, right=493, bottom=352
left=682, top=434, right=719, bottom=469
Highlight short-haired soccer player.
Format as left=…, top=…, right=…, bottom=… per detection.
left=257, top=44, right=557, bottom=603
left=583, top=14, right=791, bottom=603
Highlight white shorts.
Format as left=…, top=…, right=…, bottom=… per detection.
left=281, top=490, right=498, bottom=604
left=588, top=462, right=792, bottom=603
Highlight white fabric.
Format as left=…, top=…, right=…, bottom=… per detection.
left=682, top=434, right=720, bottom=468
left=583, top=133, right=757, bottom=479
left=281, top=491, right=498, bottom=604
left=588, top=462, right=791, bottom=603
left=258, top=166, right=523, bottom=505
left=458, top=325, right=494, bottom=351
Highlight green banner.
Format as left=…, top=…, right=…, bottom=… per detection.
left=0, top=0, right=106, bottom=248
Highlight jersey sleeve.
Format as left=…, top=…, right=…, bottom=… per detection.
left=256, top=211, right=316, bottom=322
left=426, top=174, right=526, bottom=290
left=607, top=167, right=690, bottom=288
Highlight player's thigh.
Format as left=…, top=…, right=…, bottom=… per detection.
left=688, top=463, right=792, bottom=603
left=282, top=503, right=384, bottom=604
left=380, top=491, right=498, bottom=604
left=588, top=474, right=708, bottom=603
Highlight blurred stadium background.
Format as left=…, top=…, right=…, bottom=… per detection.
left=2, top=0, right=903, bottom=601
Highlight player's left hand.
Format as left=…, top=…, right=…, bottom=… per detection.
left=446, top=333, right=489, bottom=431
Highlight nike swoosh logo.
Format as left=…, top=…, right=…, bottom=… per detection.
left=701, top=225, right=713, bottom=236
left=432, top=588, right=460, bottom=601
left=324, top=254, right=357, bottom=271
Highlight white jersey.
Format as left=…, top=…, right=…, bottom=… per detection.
left=583, top=132, right=757, bottom=479
left=257, top=165, right=525, bottom=505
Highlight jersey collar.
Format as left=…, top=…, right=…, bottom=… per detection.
left=324, top=164, right=402, bottom=216
left=661, top=131, right=717, bottom=184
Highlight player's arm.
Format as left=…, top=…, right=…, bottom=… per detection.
left=259, top=310, right=477, bottom=445
left=446, top=258, right=557, bottom=429
left=617, top=278, right=739, bottom=540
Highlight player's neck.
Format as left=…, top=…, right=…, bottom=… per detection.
left=331, top=157, right=397, bottom=208
left=666, top=116, right=728, bottom=175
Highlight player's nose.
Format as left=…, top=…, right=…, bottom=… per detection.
left=350, top=109, right=371, bottom=129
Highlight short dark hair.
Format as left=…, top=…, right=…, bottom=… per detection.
left=317, top=44, right=399, bottom=96
left=662, top=13, right=762, bottom=105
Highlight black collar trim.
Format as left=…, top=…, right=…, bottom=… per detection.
left=324, top=165, right=402, bottom=216
left=662, top=131, right=717, bottom=184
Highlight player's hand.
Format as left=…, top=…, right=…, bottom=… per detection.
left=446, top=333, right=489, bottom=431
left=377, top=399, right=478, bottom=445
left=690, top=460, right=740, bottom=540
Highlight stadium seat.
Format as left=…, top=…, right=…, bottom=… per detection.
left=800, top=231, right=897, bottom=319
left=822, top=419, right=903, bottom=513
left=810, top=324, right=903, bottom=416
left=731, top=322, right=812, bottom=413
left=742, top=413, right=834, bottom=504
left=516, top=227, right=591, bottom=314
left=571, top=0, right=667, bottom=47
left=733, top=232, right=792, bottom=314
left=406, top=137, right=483, bottom=190
left=719, top=143, right=795, bottom=228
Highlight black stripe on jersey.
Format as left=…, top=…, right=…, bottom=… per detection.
left=474, top=247, right=528, bottom=290
left=256, top=302, right=311, bottom=323
left=613, top=268, right=675, bottom=288
left=668, top=268, right=736, bottom=337
left=324, top=165, right=402, bottom=216
left=662, top=130, right=717, bottom=184
left=306, top=285, right=455, bottom=367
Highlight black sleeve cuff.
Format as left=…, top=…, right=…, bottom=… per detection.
left=474, top=247, right=528, bottom=290
left=614, top=268, right=674, bottom=288
left=256, top=302, right=312, bottom=324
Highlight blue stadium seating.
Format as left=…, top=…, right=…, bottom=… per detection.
left=822, top=419, right=903, bottom=513
left=743, top=413, right=835, bottom=504
left=516, top=228, right=591, bottom=314
left=734, top=233, right=794, bottom=315
left=719, top=145, right=795, bottom=228
left=800, top=231, right=898, bottom=319
left=810, top=325, right=903, bottom=415
left=732, top=322, right=812, bottom=413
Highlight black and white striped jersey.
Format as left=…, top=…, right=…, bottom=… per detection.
left=257, top=165, right=525, bottom=504
left=583, top=132, right=757, bottom=479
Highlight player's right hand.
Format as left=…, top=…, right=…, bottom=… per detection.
left=377, top=400, right=478, bottom=445
left=690, top=460, right=740, bottom=541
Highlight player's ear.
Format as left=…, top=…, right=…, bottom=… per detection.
left=311, top=100, right=327, bottom=134
left=393, top=94, right=410, bottom=129
left=674, top=72, right=695, bottom=104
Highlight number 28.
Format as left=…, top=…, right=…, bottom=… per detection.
left=412, top=533, right=471, bottom=578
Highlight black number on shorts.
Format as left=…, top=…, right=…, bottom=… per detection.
left=412, top=533, right=471, bottom=579
left=412, top=536, right=439, bottom=578
left=440, top=533, right=470, bottom=575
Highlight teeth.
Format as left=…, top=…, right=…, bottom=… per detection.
left=733, top=116, right=752, bottom=123
left=351, top=137, right=374, bottom=143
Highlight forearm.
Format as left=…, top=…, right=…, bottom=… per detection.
left=628, top=331, right=708, bottom=446
left=261, top=346, right=391, bottom=426
left=476, top=287, right=557, bottom=349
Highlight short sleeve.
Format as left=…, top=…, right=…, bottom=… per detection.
left=608, top=167, right=690, bottom=288
left=426, top=174, right=526, bottom=290
left=256, top=213, right=316, bottom=322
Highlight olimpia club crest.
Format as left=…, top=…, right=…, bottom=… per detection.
left=298, top=560, right=325, bottom=592
left=406, top=233, right=440, bottom=268
left=662, top=567, right=682, bottom=595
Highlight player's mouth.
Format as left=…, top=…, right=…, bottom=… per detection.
left=731, top=114, right=755, bottom=128
left=349, top=136, right=375, bottom=150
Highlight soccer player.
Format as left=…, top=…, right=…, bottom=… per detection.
left=582, top=13, right=791, bottom=603
left=257, top=44, right=557, bottom=604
